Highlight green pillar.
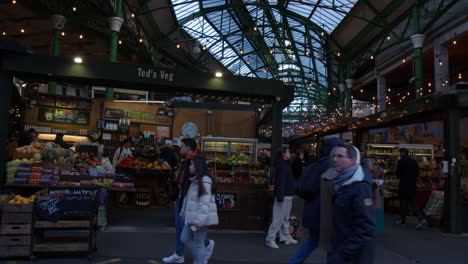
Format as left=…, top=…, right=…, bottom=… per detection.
left=412, top=3, right=424, bottom=99
left=49, top=15, right=66, bottom=94
left=107, top=0, right=123, bottom=100
left=270, top=98, right=283, bottom=183
left=443, top=108, right=462, bottom=233
left=0, top=60, right=13, bottom=186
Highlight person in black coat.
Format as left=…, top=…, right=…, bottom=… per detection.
left=396, top=148, right=426, bottom=229
left=265, top=147, right=297, bottom=249
left=53, top=133, right=70, bottom=149
left=292, top=150, right=307, bottom=180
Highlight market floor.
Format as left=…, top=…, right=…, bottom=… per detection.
left=2, top=213, right=468, bottom=264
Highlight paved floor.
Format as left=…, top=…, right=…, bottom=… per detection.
left=1, top=206, right=467, bottom=264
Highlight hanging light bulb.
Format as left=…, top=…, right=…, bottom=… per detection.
left=402, top=58, right=406, bottom=63
left=306, top=51, right=310, bottom=56
left=269, top=49, right=273, bottom=54
left=360, top=89, right=364, bottom=93
left=131, top=13, right=135, bottom=18
left=79, top=34, right=84, bottom=39
left=240, top=49, right=244, bottom=54
left=459, top=73, right=462, bottom=79
left=439, top=60, right=443, bottom=66
left=428, top=82, right=432, bottom=87
left=370, top=55, right=374, bottom=60
left=337, top=52, right=341, bottom=57
left=202, top=45, right=206, bottom=50
left=253, top=26, right=258, bottom=31
left=20, top=28, right=25, bottom=33
left=12, top=0, right=16, bottom=4
left=118, top=40, right=122, bottom=45
left=61, top=31, right=65, bottom=36
left=72, top=7, right=77, bottom=12
left=387, top=35, right=391, bottom=40
left=139, top=38, right=143, bottom=43
left=176, top=43, right=180, bottom=49
left=2, top=32, right=6, bottom=36
left=321, top=31, right=325, bottom=36
left=453, top=40, right=457, bottom=45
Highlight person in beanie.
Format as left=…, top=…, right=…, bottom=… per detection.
left=265, top=147, right=297, bottom=249
left=289, top=138, right=344, bottom=263
left=327, top=144, right=376, bottom=264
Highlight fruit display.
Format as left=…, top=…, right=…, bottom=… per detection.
left=75, top=152, right=102, bottom=167
left=210, top=163, right=267, bottom=185
left=117, top=157, right=171, bottom=170
left=15, top=142, right=43, bottom=155
left=41, top=142, right=76, bottom=163
left=226, top=153, right=250, bottom=164
left=9, top=194, right=36, bottom=204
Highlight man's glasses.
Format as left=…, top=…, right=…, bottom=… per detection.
left=331, top=154, right=349, bottom=159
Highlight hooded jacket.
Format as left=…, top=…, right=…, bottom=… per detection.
left=180, top=176, right=219, bottom=227
left=273, top=157, right=296, bottom=203
left=297, top=138, right=345, bottom=232
left=329, top=164, right=376, bottom=264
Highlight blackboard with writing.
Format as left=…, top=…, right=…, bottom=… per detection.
left=215, top=193, right=238, bottom=210
left=38, top=107, right=90, bottom=125
left=35, top=194, right=97, bottom=222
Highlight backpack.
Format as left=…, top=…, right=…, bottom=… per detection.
left=296, top=161, right=327, bottom=201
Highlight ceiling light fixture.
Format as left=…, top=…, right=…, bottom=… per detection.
left=74, top=57, right=83, bottom=63
left=215, top=72, right=223, bottom=78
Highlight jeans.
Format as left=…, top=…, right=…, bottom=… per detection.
left=175, top=197, right=210, bottom=257
left=288, top=230, right=319, bottom=264
left=181, top=224, right=208, bottom=264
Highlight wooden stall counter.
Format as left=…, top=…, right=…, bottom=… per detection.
left=214, top=183, right=272, bottom=230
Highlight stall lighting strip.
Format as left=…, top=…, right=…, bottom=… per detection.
left=112, top=100, right=165, bottom=104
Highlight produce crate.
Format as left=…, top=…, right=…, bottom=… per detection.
left=0, top=202, right=34, bottom=259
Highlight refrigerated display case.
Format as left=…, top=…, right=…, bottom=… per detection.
left=201, top=137, right=258, bottom=163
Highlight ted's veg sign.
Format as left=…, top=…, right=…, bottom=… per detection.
left=103, top=107, right=170, bottom=125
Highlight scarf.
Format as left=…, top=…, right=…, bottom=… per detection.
left=331, top=145, right=365, bottom=191
left=178, top=151, right=198, bottom=189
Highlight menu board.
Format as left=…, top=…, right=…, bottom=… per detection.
left=38, top=107, right=90, bottom=125
left=215, top=192, right=238, bottom=210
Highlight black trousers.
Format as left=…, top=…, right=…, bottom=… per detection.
left=399, top=194, right=424, bottom=223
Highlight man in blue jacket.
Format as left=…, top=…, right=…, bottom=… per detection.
left=288, top=138, right=344, bottom=264
left=328, top=144, right=376, bottom=264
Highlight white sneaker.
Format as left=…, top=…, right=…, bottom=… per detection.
left=162, top=252, right=184, bottom=263
left=283, top=238, right=298, bottom=245
left=205, top=240, right=215, bottom=262
left=265, top=240, right=279, bottom=248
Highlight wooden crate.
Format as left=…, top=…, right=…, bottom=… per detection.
left=1, top=203, right=33, bottom=214
left=1, top=213, right=32, bottom=224
left=0, top=245, right=30, bottom=257
left=0, top=224, right=32, bottom=235
left=0, top=235, right=31, bottom=246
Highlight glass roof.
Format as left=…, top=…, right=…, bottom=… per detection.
left=171, top=0, right=358, bottom=105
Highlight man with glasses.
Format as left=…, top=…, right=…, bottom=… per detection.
left=327, top=144, right=376, bottom=264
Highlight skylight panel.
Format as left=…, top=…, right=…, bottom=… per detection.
left=172, top=0, right=200, bottom=21
left=287, top=2, right=313, bottom=17
left=203, top=0, right=225, bottom=8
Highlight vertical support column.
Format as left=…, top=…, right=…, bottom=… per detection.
left=270, top=97, right=283, bottom=182
left=107, top=0, right=124, bottom=100
left=345, top=78, right=353, bottom=116
left=49, top=14, right=66, bottom=94
left=0, top=61, right=13, bottom=186
left=411, top=2, right=424, bottom=100
left=443, top=107, right=462, bottom=233
left=376, top=75, right=387, bottom=112
left=434, top=40, right=449, bottom=93
left=338, top=84, right=345, bottom=110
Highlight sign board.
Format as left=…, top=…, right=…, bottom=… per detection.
left=103, top=107, right=171, bottom=125
left=35, top=194, right=96, bottom=222
left=215, top=192, right=237, bottom=209
left=38, top=107, right=90, bottom=125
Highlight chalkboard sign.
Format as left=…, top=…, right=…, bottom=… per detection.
left=36, top=194, right=97, bottom=222
left=215, top=193, right=238, bottom=209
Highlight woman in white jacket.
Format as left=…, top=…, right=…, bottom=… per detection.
left=180, top=156, right=219, bottom=264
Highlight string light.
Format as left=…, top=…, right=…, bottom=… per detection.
left=61, top=31, right=65, bottom=36
left=428, top=82, right=432, bottom=87
left=79, top=34, right=84, bottom=39
left=453, top=40, right=457, bottom=45
left=139, top=38, right=143, bottom=43
left=20, top=28, right=25, bottom=33
left=306, top=51, right=310, bottom=56
left=321, top=31, right=325, bottom=36
left=269, top=49, right=273, bottom=54
left=387, top=35, right=391, bottom=40
left=240, top=49, right=244, bottom=54
left=387, top=88, right=391, bottom=92
left=439, top=60, right=443, bottom=66
left=12, top=0, right=16, bottom=4
left=360, top=89, right=364, bottom=93
left=202, top=45, right=206, bottom=50
left=459, top=73, right=462, bottom=79
left=429, top=89, right=432, bottom=93
left=402, top=58, right=406, bottom=63
left=118, top=40, right=122, bottom=45
left=370, top=55, right=374, bottom=60
left=253, top=26, right=257, bottom=31
left=72, top=7, right=77, bottom=12
left=2, top=32, right=6, bottom=36
left=337, top=52, right=341, bottom=57
left=131, top=13, right=135, bottom=18
left=176, top=43, right=180, bottom=48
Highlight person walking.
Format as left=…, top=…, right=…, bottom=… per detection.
left=328, top=144, right=376, bottom=264
left=288, top=138, right=344, bottom=264
left=180, top=156, right=219, bottom=264
left=396, top=148, right=426, bottom=229
left=265, top=147, right=297, bottom=249
left=163, top=138, right=215, bottom=263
